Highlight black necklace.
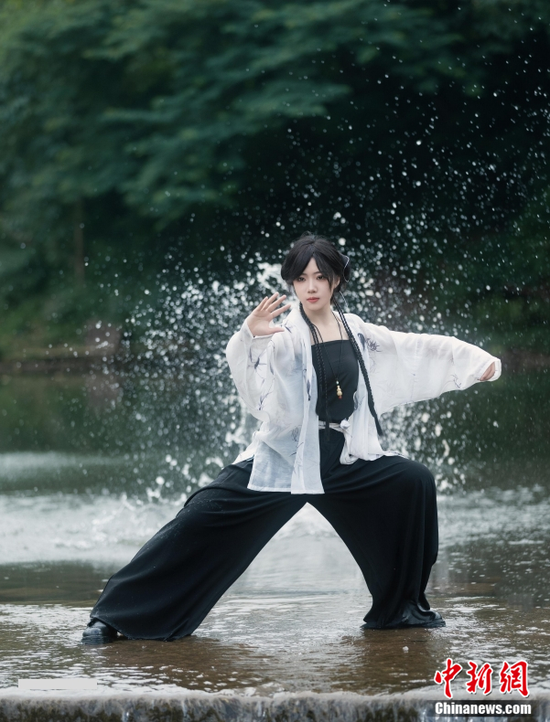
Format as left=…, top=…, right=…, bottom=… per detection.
left=311, top=314, right=344, bottom=400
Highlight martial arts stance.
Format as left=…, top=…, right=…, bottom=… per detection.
left=83, top=234, right=500, bottom=643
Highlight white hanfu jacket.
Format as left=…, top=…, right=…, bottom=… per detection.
left=225, top=306, right=501, bottom=494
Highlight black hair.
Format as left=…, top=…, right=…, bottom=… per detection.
left=280, top=232, right=350, bottom=299
left=286, top=233, right=383, bottom=438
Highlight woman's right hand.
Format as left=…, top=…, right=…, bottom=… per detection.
left=246, top=293, right=291, bottom=336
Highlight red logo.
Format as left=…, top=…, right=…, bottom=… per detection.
left=434, top=659, right=529, bottom=699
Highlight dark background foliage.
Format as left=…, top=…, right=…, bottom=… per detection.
left=0, top=0, right=549, bottom=358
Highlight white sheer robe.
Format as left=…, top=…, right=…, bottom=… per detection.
left=225, top=307, right=501, bottom=494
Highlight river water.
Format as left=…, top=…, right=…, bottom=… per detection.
left=0, top=366, right=549, bottom=697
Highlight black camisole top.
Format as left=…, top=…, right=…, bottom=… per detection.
left=311, top=340, right=359, bottom=423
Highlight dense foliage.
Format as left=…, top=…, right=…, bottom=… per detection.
left=0, top=0, right=549, bottom=356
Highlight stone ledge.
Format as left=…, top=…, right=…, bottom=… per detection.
left=0, top=691, right=546, bottom=722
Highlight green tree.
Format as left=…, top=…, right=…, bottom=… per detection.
left=0, top=0, right=549, bottom=354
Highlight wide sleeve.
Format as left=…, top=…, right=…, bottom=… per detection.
left=225, top=320, right=277, bottom=422
left=353, top=317, right=502, bottom=415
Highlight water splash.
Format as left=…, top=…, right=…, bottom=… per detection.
left=88, top=251, right=500, bottom=502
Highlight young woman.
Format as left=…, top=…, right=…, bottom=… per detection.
left=83, top=233, right=500, bottom=643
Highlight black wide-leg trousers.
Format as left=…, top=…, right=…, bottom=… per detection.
left=90, top=430, right=439, bottom=640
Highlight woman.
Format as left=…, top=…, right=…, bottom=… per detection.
left=83, top=233, right=500, bottom=643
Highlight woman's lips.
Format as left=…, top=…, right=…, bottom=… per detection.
left=307, top=297, right=319, bottom=302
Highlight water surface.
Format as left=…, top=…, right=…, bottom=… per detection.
left=0, top=369, right=549, bottom=697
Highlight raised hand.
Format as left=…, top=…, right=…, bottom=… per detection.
left=246, top=293, right=291, bottom=336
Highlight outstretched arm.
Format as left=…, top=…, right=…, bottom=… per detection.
left=352, top=317, right=502, bottom=414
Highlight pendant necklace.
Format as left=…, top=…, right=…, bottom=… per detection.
left=312, top=314, right=344, bottom=400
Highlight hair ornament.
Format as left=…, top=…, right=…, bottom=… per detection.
left=339, top=252, right=351, bottom=282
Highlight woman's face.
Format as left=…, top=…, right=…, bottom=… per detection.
left=292, top=257, right=334, bottom=313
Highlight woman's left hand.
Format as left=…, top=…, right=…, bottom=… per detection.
left=480, top=362, right=495, bottom=381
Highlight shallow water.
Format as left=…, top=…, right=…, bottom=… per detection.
left=0, top=370, right=549, bottom=697
left=0, top=495, right=549, bottom=696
